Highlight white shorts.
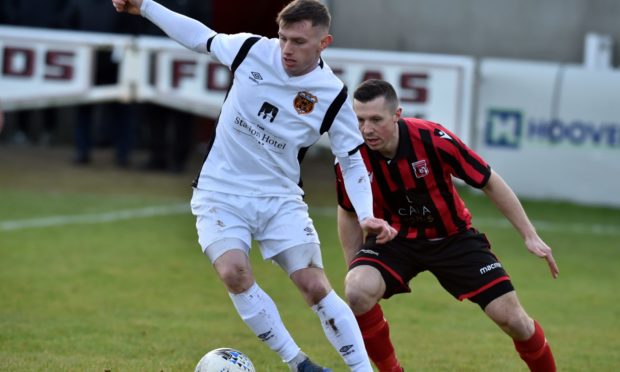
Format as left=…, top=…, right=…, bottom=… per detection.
left=190, top=189, right=322, bottom=265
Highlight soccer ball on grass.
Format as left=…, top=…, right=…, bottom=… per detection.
left=195, top=347, right=256, bottom=372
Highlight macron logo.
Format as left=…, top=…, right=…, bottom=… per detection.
left=479, top=262, right=502, bottom=274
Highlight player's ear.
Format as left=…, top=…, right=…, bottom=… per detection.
left=394, top=107, right=403, bottom=120
left=320, top=34, right=333, bottom=51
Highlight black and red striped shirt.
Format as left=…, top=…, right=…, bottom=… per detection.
left=336, top=118, right=491, bottom=240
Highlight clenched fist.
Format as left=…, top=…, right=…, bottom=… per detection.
left=111, top=0, right=143, bottom=15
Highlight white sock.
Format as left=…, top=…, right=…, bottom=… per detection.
left=312, top=290, right=372, bottom=372
left=229, top=282, right=300, bottom=363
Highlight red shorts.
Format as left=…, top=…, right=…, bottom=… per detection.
left=349, top=228, right=514, bottom=308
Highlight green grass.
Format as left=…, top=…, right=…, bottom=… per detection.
left=1, top=147, right=619, bottom=371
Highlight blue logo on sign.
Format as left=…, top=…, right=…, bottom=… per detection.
left=485, top=109, right=523, bottom=148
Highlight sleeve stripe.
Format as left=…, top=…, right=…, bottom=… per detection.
left=297, top=146, right=310, bottom=188
left=320, top=85, right=348, bottom=135
left=230, top=36, right=260, bottom=74
left=347, top=143, right=363, bottom=156
left=206, top=34, right=217, bottom=53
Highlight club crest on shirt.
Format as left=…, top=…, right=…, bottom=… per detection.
left=294, top=91, right=318, bottom=115
left=411, top=159, right=429, bottom=178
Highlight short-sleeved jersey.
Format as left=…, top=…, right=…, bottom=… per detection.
left=336, top=118, right=491, bottom=240
left=193, top=32, right=363, bottom=197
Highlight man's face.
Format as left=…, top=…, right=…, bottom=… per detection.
left=278, top=20, right=332, bottom=76
left=354, top=96, right=401, bottom=158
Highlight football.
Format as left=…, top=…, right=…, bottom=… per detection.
left=195, top=348, right=256, bottom=372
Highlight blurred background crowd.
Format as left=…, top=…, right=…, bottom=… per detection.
left=0, top=0, right=288, bottom=173
left=1, top=0, right=618, bottom=175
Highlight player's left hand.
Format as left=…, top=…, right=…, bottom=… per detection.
left=112, top=0, right=142, bottom=15
left=525, top=236, right=559, bottom=278
left=360, top=217, right=397, bottom=244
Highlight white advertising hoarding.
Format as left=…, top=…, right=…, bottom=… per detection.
left=324, top=49, right=474, bottom=144
left=0, top=27, right=475, bottom=145
left=0, top=26, right=133, bottom=110
left=477, top=59, right=620, bottom=207
left=134, top=40, right=475, bottom=144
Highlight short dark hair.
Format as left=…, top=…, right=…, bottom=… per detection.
left=354, top=79, right=399, bottom=111
left=276, top=0, right=331, bottom=29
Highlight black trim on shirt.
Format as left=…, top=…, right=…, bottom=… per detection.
left=193, top=36, right=260, bottom=188
left=230, top=36, right=260, bottom=74
left=206, top=34, right=217, bottom=53
left=297, top=146, right=310, bottom=189
left=347, top=143, right=363, bottom=156
left=320, top=85, right=348, bottom=135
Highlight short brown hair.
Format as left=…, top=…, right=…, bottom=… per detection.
left=354, top=79, right=399, bottom=111
left=276, top=0, right=331, bottom=29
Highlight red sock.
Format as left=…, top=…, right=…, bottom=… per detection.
left=513, top=320, right=556, bottom=372
left=356, top=304, right=402, bottom=372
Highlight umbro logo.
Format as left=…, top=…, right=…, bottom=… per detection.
left=249, top=71, right=263, bottom=83
left=257, top=330, right=273, bottom=341
left=339, top=345, right=354, bottom=355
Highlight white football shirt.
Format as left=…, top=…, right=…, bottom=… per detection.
left=193, top=33, right=364, bottom=197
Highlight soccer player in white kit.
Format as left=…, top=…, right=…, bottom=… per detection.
left=112, top=0, right=397, bottom=370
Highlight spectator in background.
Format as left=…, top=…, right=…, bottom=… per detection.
left=136, top=0, right=199, bottom=173
left=63, top=0, right=139, bottom=167
left=0, top=106, right=4, bottom=135
left=139, top=105, right=195, bottom=173
left=2, top=0, right=67, bottom=146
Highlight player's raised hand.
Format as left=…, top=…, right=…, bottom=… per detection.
left=525, top=236, right=559, bottom=279
left=360, top=217, right=397, bottom=244
left=112, top=0, right=143, bottom=15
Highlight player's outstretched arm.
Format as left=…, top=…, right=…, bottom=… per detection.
left=112, top=0, right=214, bottom=53
left=112, top=0, right=142, bottom=15
left=482, top=170, right=559, bottom=278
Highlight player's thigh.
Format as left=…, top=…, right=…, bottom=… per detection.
left=431, top=230, right=511, bottom=305
left=191, top=189, right=252, bottom=262
left=272, top=242, right=324, bottom=276
left=255, top=196, right=320, bottom=259
left=349, top=238, right=421, bottom=299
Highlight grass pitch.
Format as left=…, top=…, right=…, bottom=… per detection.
left=1, top=145, right=619, bottom=371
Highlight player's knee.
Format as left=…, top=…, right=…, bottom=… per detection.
left=303, top=281, right=330, bottom=303
left=492, top=309, right=533, bottom=339
left=344, top=278, right=374, bottom=314
left=505, top=313, right=535, bottom=340
left=216, top=263, right=253, bottom=293
left=292, top=267, right=331, bottom=303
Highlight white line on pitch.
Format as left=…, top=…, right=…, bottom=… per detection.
left=1, top=204, right=619, bottom=236
left=0, top=203, right=189, bottom=231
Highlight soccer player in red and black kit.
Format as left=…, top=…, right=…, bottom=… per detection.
left=336, top=79, right=559, bottom=372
